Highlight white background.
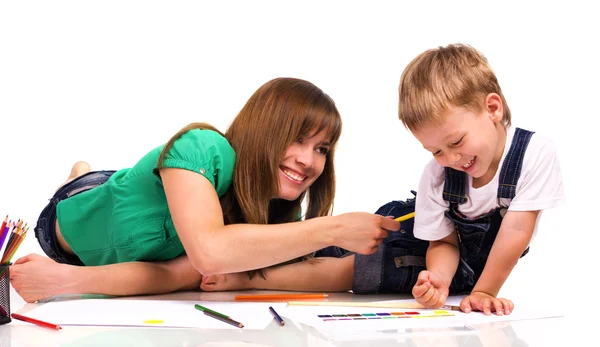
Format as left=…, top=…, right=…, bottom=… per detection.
left=0, top=0, right=596, bottom=338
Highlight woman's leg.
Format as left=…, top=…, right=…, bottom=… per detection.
left=54, top=161, right=91, bottom=255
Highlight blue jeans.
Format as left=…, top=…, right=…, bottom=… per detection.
left=34, top=170, right=116, bottom=265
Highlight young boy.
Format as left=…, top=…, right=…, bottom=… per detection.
left=200, top=43, right=565, bottom=316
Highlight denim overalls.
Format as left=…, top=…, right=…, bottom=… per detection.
left=352, top=128, right=534, bottom=294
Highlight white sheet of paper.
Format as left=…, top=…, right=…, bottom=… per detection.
left=280, top=296, right=564, bottom=333
left=19, top=299, right=285, bottom=330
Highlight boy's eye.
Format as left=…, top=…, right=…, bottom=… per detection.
left=451, top=136, right=464, bottom=146
left=433, top=150, right=442, bottom=156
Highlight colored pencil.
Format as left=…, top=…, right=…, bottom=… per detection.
left=287, top=300, right=461, bottom=311
left=1, top=216, right=28, bottom=265
left=235, top=293, right=329, bottom=301
left=0, top=226, right=9, bottom=253
left=269, top=306, right=285, bottom=326
left=0, top=215, right=7, bottom=241
left=10, top=313, right=62, bottom=330
left=395, top=212, right=415, bottom=222
left=7, top=234, right=26, bottom=263
left=203, top=310, right=244, bottom=328
left=194, top=304, right=229, bottom=318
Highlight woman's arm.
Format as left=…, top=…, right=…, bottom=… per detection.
left=161, top=168, right=399, bottom=275
left=201, top=255, right=355, bottom=292
left=10, top=254, right=200, bottom=303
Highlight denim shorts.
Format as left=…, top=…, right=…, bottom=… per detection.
left=34, top=170, right=116, bottom=265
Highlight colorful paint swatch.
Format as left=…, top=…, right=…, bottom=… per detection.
left=319, top=310, right=454, bottom=322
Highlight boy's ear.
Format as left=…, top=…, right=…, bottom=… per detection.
left=485, top=93, right=503, bottom=123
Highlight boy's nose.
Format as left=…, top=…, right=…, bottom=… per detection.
left=448, top=152, right=462, bottom=166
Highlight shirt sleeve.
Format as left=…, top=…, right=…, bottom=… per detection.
left=413, top=160, right=455, bottom=241
left=509, top=134, right=566, bottom=211
left=162, top=129, right=236, bottom=197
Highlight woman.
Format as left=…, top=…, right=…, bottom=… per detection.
left=10, top=77, right=399, bottom=302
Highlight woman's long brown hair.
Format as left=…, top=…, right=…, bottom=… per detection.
left=157, top=77, right=342, bottom=277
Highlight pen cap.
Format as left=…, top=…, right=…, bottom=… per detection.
left=0, top=263, right=11, bottom=325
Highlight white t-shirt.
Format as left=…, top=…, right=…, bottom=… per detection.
left=414, top=127, right=565, bottom=242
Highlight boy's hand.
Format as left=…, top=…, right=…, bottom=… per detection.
left=200, top=272, right=252, bottom=292
left=412, top=270, right=449, bottom=309
left=460, top=291, right=514, bottom=315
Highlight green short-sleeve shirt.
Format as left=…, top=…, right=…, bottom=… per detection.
left=56, top=129, right=236, bottom=266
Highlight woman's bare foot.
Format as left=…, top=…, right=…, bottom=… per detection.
left=57, top=161, right=91, bottom=191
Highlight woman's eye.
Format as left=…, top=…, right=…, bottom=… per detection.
left=296, top=137, right=304, bottom=144
left=316, top=147, right=329, bottom=155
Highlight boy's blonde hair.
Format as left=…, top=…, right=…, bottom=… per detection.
left=398, top=43, right=511, bottom=131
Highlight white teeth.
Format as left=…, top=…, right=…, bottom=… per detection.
left=282, top=168, right=306, bottom=182
left=463, top=159, right=474, bottom=168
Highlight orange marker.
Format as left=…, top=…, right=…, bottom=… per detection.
left=235, top=293, right=329, bottom=301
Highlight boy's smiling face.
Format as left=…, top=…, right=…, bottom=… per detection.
left=412, top=93, right=507, bottom=187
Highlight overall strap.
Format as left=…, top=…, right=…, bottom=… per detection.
left=443, top=167, right=468, bottom=204
left=497, top=128, right=535, bottom=199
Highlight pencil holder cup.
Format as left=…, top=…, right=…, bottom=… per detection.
left=0, top=264, right=11, bottom=325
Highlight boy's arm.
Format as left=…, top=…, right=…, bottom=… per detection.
left=412, top=231, right=460, bottom=308
left=472, top=210, right=539, bottom=297
left=201, top=255, right=354, bottom=292
left=426, top=230, right=461, bottom=286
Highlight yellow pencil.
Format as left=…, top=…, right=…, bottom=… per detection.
left=395, top=212, right=415, bottom=222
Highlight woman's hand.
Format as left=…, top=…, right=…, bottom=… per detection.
left=10, top=253, right=75, bottom=303
left=332, top=212, right=400, bottom=254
